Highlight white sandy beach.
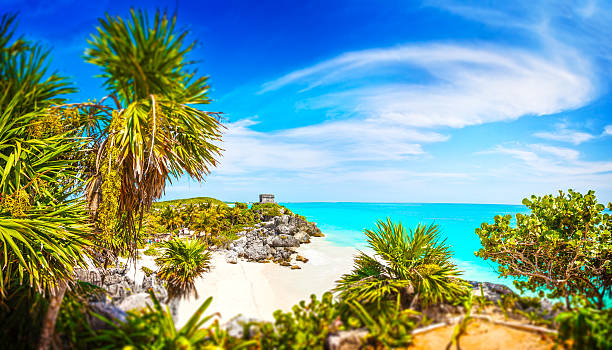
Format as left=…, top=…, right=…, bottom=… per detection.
left=175, top=238, right=358, bottom=326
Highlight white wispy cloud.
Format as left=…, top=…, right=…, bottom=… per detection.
left=533, top=125, right=596, bottom=145
left=604, top=125, right=612, bottom=136
left=213, top=117, right=449, bottom=175
left=490, top=144, right=612, bottom=176
left=260, top=43, right=596, bottom=128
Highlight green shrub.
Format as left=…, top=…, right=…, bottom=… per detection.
left=556, top=307, right=612, bottom=350
left=350, top=297, right=419, bottom=348
left=475, top=190, right=612, bottom=309
left=256, top=292, right=342, bottom=349
left=251, top=202, right=292, bottom=218
left=253, top=292, right=420, bottom=349
left=56, top=282, right=106, bottom=350
left=90, top=291, right=255, bottom=349
left=142, top=247, right=159, bottom=256
left=155, top=238, right=211, bottom=301
left=234, top=202, right=248, bottom=209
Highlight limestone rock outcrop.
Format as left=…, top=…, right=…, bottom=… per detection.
left=225, top=213, right=323, bottom=265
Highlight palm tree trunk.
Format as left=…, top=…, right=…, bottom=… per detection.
left=38, top=281, right=67, bottom=350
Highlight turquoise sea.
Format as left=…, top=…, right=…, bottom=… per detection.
left=281, top=202, right=528, bottom=288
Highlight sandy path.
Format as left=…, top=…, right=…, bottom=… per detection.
left=176, top=238, right=357, bottom=326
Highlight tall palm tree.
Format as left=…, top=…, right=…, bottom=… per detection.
left=335, top=219, right=467, bottom=309
left=0, top=14, right=93, bottom=349
left=155, top=238, right=211, bottom=301
left=47, top=8, right=224, bottom=261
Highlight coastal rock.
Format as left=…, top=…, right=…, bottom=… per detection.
left=269, top=235, right=300, bottom=248
left=291, top=265, right=301, bottom=270
left=244, top=243, right=268, bottom=261
left=276, top=224, right=294, bottom=235
left=226, top=210, right=323, bottom=264
left=294, top=231, right=310, bottom=243
left=75, top=263, right=168, bottom=308
left=273, top=248, right=293, bottom=261
left=117, top=292, right=155, bottom=311
left=326, top=329, right=369, bottom=350
left=469, top=281, right=514, bottom=302
left=274, top=215, right=290, bottom=226
left=225, top=315, right=260, bottom=339
left=87, top=302, right=127, bottom=330
left=226, top=251, right=238, bottom=264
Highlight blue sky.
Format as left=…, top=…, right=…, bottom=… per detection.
left=4, top=0, right=612, bottom=204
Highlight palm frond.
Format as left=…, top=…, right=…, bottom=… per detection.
left=155, top=238, right=211, bottom=301
left=337, top=218, right=467, bottom=308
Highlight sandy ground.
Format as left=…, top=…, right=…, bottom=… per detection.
left=408, top=321, right=555, bottom=350
left=175, top=238, right=358, bottom=327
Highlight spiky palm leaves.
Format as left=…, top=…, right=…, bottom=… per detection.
left=0, top=14, right=91, bottom=300
left=81, top=9, right=223, bottom=261
left=0, top=14, right=94, bottom=349
left=336, top=219, right=466, bottom=309
left=0, top=14, right=74, bottom=116
left=156, top=238, right=211, bottom=301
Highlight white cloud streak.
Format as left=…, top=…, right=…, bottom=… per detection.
left=260, top=44, right=596, bottom=129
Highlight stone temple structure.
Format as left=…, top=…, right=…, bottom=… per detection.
left=259, top=194, right=275, bottom=203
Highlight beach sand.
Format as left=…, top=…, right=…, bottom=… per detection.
left=175, top=238, right=358, bottom=327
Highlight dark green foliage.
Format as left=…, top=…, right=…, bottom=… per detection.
left=55, top=282, right=103, bottom=349
left=256, top=292, right=342, bottom=349
left=556, top=307, right=612, bottom=350
left=90, top=291, right=256, bottom=349
left=517, top=296, right=542, bottom=310
left=0, top=284, right=47, bottom=349
left=254, top=292, right=420, bottom=349
left=475, top=190, right=612, bottom=309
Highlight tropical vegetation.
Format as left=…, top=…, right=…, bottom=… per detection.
left=155, top=238, right=211, bottom=301
left=475, top=189, right=612, bottom=309
left=0, top=8, right=223, bottom=349
left=335, top=219, right=468, bottom=310
left=144, top=200, right=303, bottom=247
left=1, top=3, right=611, bottom=348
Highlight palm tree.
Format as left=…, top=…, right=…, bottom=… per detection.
left=2, top=9, right=224, bottom=348
left=335, top=219, right=467, bottom=309
left=0, top=14, right=92, bottom=349
left=43, top=8, right=225, bottom=261
left=155, top=238, right=211, bottom=301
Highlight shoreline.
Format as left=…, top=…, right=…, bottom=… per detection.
left=175, top=236, right=358, bottom=326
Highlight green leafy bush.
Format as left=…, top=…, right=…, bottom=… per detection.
left=90, top=291, right=255, bottom=349
left=349, top=297, right=419, bottom=348
left=475, top=190, right=612, bottom=309
left=142, top=247, right=159, bottom=256
left=556, top=307, right=612, bottom=350
left=234, top=202, right=248, bottom=209
left=256, top=292, right=342, bottom=349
